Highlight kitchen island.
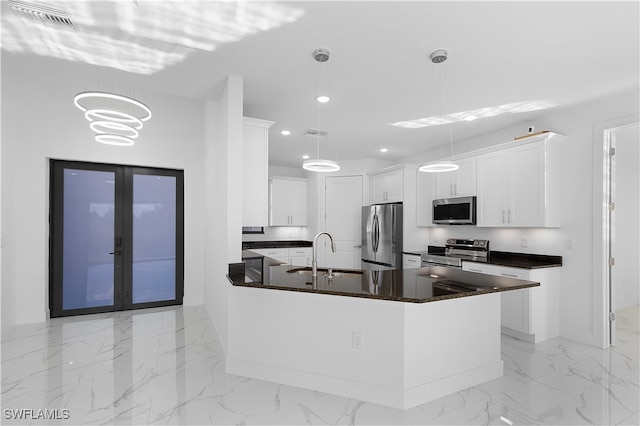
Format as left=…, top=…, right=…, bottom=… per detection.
left=227, top=252, right=539, bottom=410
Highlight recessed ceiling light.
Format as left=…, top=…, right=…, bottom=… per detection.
left=316, top=95, right=330, bottom=103
left=280, top=130, right=291, bottom=136
left=302, top=154, right=310, bottom=159
left=380, top=148, right=388, bottom=153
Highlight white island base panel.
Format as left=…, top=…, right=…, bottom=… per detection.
left=227, top=287, right=503, bottom=410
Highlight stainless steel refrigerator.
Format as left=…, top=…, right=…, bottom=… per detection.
left=361, top=203, right=403, bottom=270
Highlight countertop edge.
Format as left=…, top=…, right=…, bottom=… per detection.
left=230, top=279, right=539, bottom=303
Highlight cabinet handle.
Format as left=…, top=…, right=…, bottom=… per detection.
left=501, top=273, right=519, bottom=278
left=450, top=183, right=454, bottom=196
left=454, top=183, right=458, bottom=195
left=508, top=209, right=512, bottom=223
left=502, top=210, right=506, bottom=224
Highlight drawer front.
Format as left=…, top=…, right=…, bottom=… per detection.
left=403, top=254, right=421, bottom=269
left=289, top=247, right=312, bottom=257
left=251, top=248, right=290, bottom=262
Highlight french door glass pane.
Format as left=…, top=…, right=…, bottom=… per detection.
left=63, top=169, right=115, bottom=310
left=132, top=174, right=176, bottom=304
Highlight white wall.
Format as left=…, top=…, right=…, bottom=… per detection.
left=613, top=123, right=640, bottom=310
left=202, top=76, right=244, bottom=355
left=399, top=89, right=640, bottom=346
left=0, top=57, right=206, bottom=328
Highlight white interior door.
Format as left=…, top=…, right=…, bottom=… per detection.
left=609, top=123, right=640, bottom=344
left=324, top=176, right=363, bottom=269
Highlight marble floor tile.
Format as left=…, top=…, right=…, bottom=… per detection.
left=2, top=304, right=638, bottom=425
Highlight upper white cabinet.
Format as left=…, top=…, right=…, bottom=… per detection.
left=370, top=167, right=403, bottom=203
left=476, top=133, right=563, bottom=227
left=434, top=157, right=477, bottom=198
left=416, top=170, right=435, bottom=227
left=242, top=117, right=274, bottom=227
left=269, top=177, right=308, bottom=226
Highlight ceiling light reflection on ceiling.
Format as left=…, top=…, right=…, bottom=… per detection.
left=2, top=0, right=305, bottom=74
left=390, top=100, right=557, bottom=129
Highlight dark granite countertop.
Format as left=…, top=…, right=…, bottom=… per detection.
left=484, top=251, right=562, bottom=269
left=242, top=240, right=312, bottom=250
left=403, top=247, right=562, bottom=269
left=232, top=251, right=539, bottom=304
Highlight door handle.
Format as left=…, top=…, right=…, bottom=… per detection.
left=354, top=245, right=362, bottom=248
left=109, top=251, right=121, bottom=255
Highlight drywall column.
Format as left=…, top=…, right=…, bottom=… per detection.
left=203, top=75, right=243, bottom=355
left=226, top=77, right=243, bottom=263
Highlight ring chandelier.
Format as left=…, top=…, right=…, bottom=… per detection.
left=74, top=92, right=152, bottom=146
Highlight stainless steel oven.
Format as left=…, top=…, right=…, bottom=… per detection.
left=421, top=238, right=489, bottom=268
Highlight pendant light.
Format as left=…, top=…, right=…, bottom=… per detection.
left=303, top=48, right=340, bottom=172
left=74, top=91, right=151, bottom=146
left=418, top=49, right=459, bottom=173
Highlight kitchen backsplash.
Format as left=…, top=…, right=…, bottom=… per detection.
left=242, top=226, right=311, bottom=242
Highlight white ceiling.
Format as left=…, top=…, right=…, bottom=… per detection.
left=2, top=1, right=639, bottom=167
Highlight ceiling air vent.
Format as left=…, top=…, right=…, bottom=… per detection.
left=304, top=128, right=330, bottom=137
left=10, top=0, right=76, bottom=32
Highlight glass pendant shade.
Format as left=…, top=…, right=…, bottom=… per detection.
left=303, top=159, right=340, bottom=172
left=418, top=160, right=459, bottom=173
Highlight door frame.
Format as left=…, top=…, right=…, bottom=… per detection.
left=592, top=114, right=639, bottom=348
left=49, top=160, right=184, bottom=318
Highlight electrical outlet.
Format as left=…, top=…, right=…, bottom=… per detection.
left=352, top=332, right=363, bottom=349
left=521, top=238, right=528, bottom=248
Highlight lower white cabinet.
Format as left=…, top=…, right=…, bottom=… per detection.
left=252, top=247, right=312, bottom=266
left=403, top=253, right=422, bottom=269
left=462, top=262, right=559, bottom=343
left=288, top=247, right=312, bottom=267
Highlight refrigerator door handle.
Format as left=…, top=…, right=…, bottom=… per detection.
left=372, top=213, right=379, bottom=253
left=391, top=205, right=396, bottom=249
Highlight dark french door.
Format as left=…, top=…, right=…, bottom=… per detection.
left=50, top=160, right=184, bottom=317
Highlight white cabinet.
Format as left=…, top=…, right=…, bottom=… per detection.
left=251, top=248, right=289, bottom=263
left=288, top=247, right=312, bottom=266
left=252, top=247, right=312, bottom=266
left=434, top=157, right=477, bottom=198
left=269, top=177, right=308, bottom=226
left=476, top=134, right=562, bottom=227
left=416, top=170, right=435, bottom=227
left=462, top=261, right=559, bottom=343
left=242, top=117, right=274, bottom=226
left=370, top=167, right=403, bottom=203
left=403, top=253, right=422, bottom=269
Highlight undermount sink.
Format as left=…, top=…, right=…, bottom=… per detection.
left=287, top=267, right=363, bottom=277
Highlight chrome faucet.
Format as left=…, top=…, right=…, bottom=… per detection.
left=312, top=231, right=336, bottom=277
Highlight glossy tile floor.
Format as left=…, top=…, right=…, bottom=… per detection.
left=1, top=304, right=638, bottom=425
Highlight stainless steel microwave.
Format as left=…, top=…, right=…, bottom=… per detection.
left=433, top=196, right=476, bottom=225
